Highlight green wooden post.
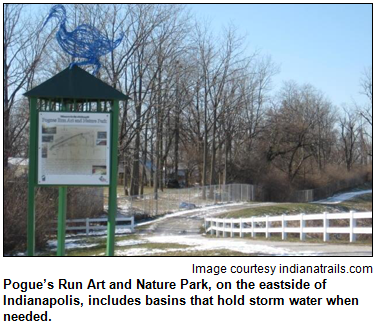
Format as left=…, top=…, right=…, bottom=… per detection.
left=57, top=101, right=68, bottom=256
left=106, top=100, right=119, bottom=256
left=27, top=97, right=38, bottom=256
left=57, top=187, right=67, bottom=256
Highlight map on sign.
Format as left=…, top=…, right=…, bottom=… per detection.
left=38, top=112, right=111, bottom=185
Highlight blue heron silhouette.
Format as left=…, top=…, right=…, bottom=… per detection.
left=43, top=5, right=124, bottom=75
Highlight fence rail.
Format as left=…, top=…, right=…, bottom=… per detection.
left=113, top=184, right=255, bottom=217
left=204, top=211, right=372, bottom=242
left=54, top=217, right=134, bottom=235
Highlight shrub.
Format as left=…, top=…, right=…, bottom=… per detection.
left=4, top=169, right=58, bottom=253
left=4, top=169, right=104, bottom=254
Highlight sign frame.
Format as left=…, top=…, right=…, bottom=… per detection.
left=37, top=111, right=111, bottom=186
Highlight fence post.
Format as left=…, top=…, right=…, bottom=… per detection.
left=143, top=195, right=146, bottom=215
left=216, top=220, right=219, bottom=237
left=282, top=214, right=286, bottom=240
left=223, top=220, right=226, bottom=238
left=213, top=185, right=216, bottom=205
left=156, top=193, right=158, bottom=216
left=240, top=218, right=243, bottom=238
left=231, top=218, right=234, bottom=238
left=251, top=217, right=255, bottom=238
left=323, top=212, right=328, bottom=242
left=166, top=190, right=170, bottom=213
left=211, top=219, right=214, bottom=236
left=130, top=196, right=133, bottom=215
left=265, top=216, right=270, bottom=239
left=300, top=214, right=306, bottom=241
left=86, top=218, right=90, bottom=236
left=349, top=211, right=357, bottom=242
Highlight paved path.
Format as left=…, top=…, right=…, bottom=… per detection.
left=138, top=202, right=274, bottom=235
left=313, top=189, right=372, bottom=204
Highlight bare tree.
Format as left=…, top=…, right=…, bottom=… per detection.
left=4, top=4, right=53, bottom=166
left=264, top=82, right=333, bottom=182
left=339, top=108, right=361, bottom=171
left=358, top=66, right=372, bottom=158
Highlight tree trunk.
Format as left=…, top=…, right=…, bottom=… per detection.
left=174, top=68, right=180, bottom=180
left=153, top=67, right=162, bottom=199
left=123, top=152, right=129, bottom=196
left=210, top=106, right=217, bottom=186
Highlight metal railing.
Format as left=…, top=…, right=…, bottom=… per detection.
left=113, top=184, right=255, bottom=217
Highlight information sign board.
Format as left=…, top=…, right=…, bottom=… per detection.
left=38, top=112, right=111, bottom=185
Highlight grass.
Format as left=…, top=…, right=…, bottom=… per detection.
left=234, top=234, right=372, bottom=245
left=218, top=203, right=336, bottom=218
left=219, top=192, right=372, bottom=219
left=333, top=193, right=372, bottom=212
left=117, top=242, right=190, bottom=250
left=40, top=233, right=262, bottom=256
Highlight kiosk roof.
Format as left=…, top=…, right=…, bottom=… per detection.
left=24, top=66, right=129, bottom=101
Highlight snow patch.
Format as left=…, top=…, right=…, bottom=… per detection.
left=143, top=235, right=319, bottom=256
left=116, top=248, right=184, bottom=256
left=85, top=227, right=132, bottom=236
left=47, top=239, right=99, bottom=250
left=116, top=239, right=146, bottom=247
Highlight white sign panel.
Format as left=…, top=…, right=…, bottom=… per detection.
left=38, top=112, right=111, bottom=185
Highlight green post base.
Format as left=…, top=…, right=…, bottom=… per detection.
left=106, top=184, right=117, bottom=256
left=27, top=186, right=35, bottom=256
left=57, top=187, right=67, bottom=256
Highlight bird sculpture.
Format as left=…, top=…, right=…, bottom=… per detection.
left=43, top=5, right=124, bottom=75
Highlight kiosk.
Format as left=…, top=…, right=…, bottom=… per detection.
left=24, top=66, right=129, bottom=256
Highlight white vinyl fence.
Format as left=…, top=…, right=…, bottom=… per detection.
left=55, top=217, right=134, bottom=236
left=205, top=211, right=372, bottom=242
